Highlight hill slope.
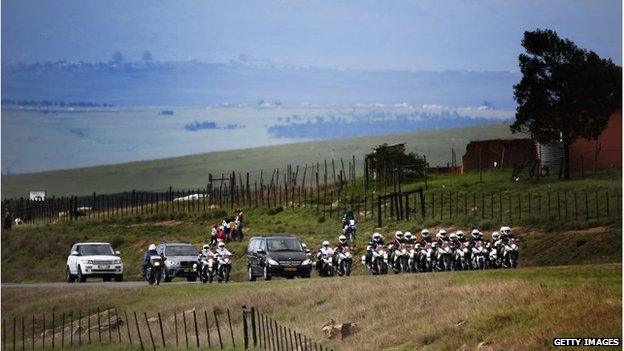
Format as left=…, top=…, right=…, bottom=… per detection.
left=2, top=122, right=519, bottom=198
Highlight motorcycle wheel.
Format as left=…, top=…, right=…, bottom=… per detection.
left=345, top=262, right=351, bottom=276
left=224, top=266, right=230, bottom=282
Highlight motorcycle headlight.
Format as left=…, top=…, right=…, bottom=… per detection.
left=301, top=259, right=312, bottom=265
left=154, top=262, right=160, bottom=267
left=267, top=259, right=279, bottom=266
left=82, top=259, right=94, bottom=264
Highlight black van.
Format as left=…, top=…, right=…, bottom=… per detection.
left=247, top=236, right=312, bottom=280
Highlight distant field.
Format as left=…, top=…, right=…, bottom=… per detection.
left=1, top=122, right=519, bottom=198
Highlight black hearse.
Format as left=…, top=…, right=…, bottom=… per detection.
left=246, top=236, right=312, bottom=280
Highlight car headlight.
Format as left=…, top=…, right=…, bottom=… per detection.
left=113, top=259, right=122, bottom=264
left=267, top=259, right=279, bottom=266
left=82, top=259, right=94, bottom=264
left=166, top=259, right=177, bottom=266
left=301, top=259, right=312, bottom=265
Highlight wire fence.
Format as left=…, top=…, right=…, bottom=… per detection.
left=1, top=306, right=328, bottom=351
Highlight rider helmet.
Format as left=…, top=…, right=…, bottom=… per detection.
left=148, top=244, right=156, bottom=251
left=372, top=232, right=382, bottom=242
left=421, top=229, right=430, bottom=237
left=338, top=235, right=347, bottom=244
left=203, top=244, right=210, bottom=250
left=395, top=231, right=404, bottom=240
left=449, top=233, right=458, bottom=240
left=437, top=229, right=447, bottom=238
left=404, top=232, right=413, bottom=241
left=500, top=226, right=512, bottom=236
left=492, top=231, right=500, bottom=241
left=217, top=242, right=225, bottom=248
left=322, top=240, right=330, bottom=247
left=456, top=231, right=464, bottom=239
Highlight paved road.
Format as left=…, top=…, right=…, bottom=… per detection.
left=2, top=280, right=206, bottom=289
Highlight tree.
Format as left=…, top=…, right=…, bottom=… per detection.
left=511, top=29, right=621, bottom=180
left=142, top=50, right=153, bottom=62
left=368, top=143, right=426, bottom=182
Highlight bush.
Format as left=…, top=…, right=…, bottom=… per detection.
left=111, top=235, right=125, bottom=249
left=267, top=207, right=284, bottom=215
left=317, top=216, right=326, bottom=223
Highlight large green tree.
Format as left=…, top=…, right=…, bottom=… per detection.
left=511, top=29, right=621, bottom=179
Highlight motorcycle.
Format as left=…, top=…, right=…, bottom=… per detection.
left=391, top=243, right=409, bottom=274
left=370, top=245, right=389, bottom=275
left=344, top=220, right=357, bottom=242
left=503, top=239, right=519, bottom=268
left=145, top=255, right=163, bottom=285
left=418, top=243, right=433, bottom=272
left=472, top=242, right=487, bottom=270
left=197, top=253, right=215, bottom=283
left=336, top=247, right=353, bottom=277
left=487, top=243, right=501, bottom=269
left=408, top=244, right=420, bottom=272
left=215, top=253, right=232, bottom=283
left=454, top=243, right=471, bottom=271
left=436, top=242, right=453, bottom=272
left=319, top=252, right=336, bottom=277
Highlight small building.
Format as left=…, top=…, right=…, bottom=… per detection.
left=462, top=139, right=537, bottom=172
left=569, top=109, right=622, bottom=172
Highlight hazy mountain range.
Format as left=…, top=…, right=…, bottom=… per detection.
left=1, top=60, right=520, bottom=108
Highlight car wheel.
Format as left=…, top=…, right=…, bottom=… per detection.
left=248, top=266, right=256, bottom=282
left=263, top=265, right=272, bottom=281
left=66, top=267, right=75, bottom=283
left=163, top=271, right=172, bottom=283
left=77, top=266, right=86, bottom=283
left=114, top=275, right=123, bottom=282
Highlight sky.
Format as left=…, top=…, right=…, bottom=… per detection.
left=1, top=0, right=621, bottom=71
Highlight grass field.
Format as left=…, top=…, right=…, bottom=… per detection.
left=1, top=122, right=520, bottom=199
left=2, top=264, right=621, bottom=350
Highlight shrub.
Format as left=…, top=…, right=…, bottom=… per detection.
left=267, top=207, right=283, bottom=215
left=111, top=235, right=125, bottom=249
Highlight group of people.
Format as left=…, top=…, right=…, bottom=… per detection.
left=362, top=226, right=519, bottom=273
left=209, top=209, right=245, bottom=245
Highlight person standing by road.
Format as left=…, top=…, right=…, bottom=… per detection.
left=3, top=204, right=12, bottom=231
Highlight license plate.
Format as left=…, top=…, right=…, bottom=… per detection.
left=98, top=265, right=110, bottom=269
left=284, top=267, right=296, bottom=272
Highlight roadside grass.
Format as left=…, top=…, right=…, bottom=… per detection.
left=2, top=201, right=621, bottom=283
left=2, top=264, right=621, bottom=351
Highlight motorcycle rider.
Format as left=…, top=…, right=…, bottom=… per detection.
left=142, top=244, right=159, bottom=277
left=316, top=241, right=334, bottom=273
left=449, top=232, right=462, bottom=248
left=455, top=231, right=466, bottom=243
left=198, top=244, right=215, bottom=275
left=388, top=231, right=405, bottom=266
left=499, top=226, right=514, bottom=243
left=419, top=229, right=432, bottom=244
left=362, top=232, right=385, bottom=267
left=334, top=235, right=351, bottom=253
left=436, top=229, right=449, bottom=245
left=404, top=232, right=415, bottom=245
left=341, top=208, right=356, bottom=231
left=469, top=229, right=484, bottom=246
left=215, top=241, right=232, bottom=258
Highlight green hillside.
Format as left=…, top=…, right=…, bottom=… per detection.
left=1, top=122, right=519, bottom=199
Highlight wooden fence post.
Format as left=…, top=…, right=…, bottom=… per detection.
left=204, top=310, right=212, bottom=348
left=143, top=312, right=156, bottom=351
left=124, top=310, right=133, bottom=345
left=193, top=310, right=200, bottom=348
left=214, top=310, right=223, bottom=349
left=133, top=312, right=144, bottom=351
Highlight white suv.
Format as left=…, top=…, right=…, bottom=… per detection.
left=66, top=242, right=124, bottom=283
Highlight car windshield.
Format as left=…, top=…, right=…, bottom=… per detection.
left=267, top=238, right=303, bottom=252
left=166, top=245, right=198, bottom=256
left=80, top=244, right=114, bottom=256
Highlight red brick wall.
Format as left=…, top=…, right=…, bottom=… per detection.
left=569, top=109, right=622, bottom=172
